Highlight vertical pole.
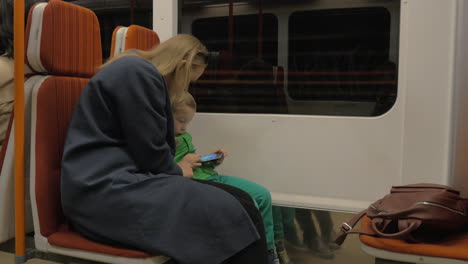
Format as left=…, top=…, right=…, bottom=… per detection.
left=13, top=0, right=26, bottom=262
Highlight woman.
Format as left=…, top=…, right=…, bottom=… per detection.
left=61, top=34, right=267, bottom=264
left=0, top=0, right=37, bottom=149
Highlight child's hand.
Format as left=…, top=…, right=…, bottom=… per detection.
left=178, top=162, right=194, bottom=178
left=182, top=153, right=202, bottom=167
left=212, top=148, right=228, bottom=164
left=178, top=154, right=201, bottom=178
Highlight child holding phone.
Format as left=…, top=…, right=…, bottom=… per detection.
left=173, top=93, right=293, bottom=264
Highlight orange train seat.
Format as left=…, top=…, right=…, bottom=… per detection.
left=110, top=25, right=160, bottom=58
left=26, top=1, right=169, bottom=263
left=359, top=216, right=468, bottom=264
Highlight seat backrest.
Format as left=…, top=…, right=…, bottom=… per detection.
left=27, top=0, right=102, bottom=237
left=25, top=1, right=101, bottom=77
left=109, top=25, right=160, bottom=58
left=110, top=26, right=126, bottom=58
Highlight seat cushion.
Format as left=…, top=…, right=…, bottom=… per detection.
left=48, top=224, right=153, bottom=258
left=360, top=216, right=468, bottom=260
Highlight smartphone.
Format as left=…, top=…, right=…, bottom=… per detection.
left=200, top=152, right=224, bottom=163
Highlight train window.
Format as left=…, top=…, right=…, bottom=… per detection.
left=192, top=14, right=278, bottom=70
left=180, top=0, right=400, bottom=116
left=288, top=7, right=398, bottom=116
left=69, top=0, right=153, bottom=60
left=189, top=12, right=282, bottom=114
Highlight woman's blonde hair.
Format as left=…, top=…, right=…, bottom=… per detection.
left=102, top=34, right=208, bottom=103
left=172, top=92, right=197, bottom=113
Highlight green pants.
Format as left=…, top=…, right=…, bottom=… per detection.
left=272, top=206, right=296, bottom=239
left=207, top=175, right=275, bottom=250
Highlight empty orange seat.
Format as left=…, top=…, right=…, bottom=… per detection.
left=125, top=25, right=160, bottom=51
left=110, top=25, right=160, bottom=57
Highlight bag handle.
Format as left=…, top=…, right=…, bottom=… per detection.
left=334, top=210, right=375, bottom=245
left=371, top=218, right=421, bottom=239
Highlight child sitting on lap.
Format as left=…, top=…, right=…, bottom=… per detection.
left=172, top=92, right=294, bottom=264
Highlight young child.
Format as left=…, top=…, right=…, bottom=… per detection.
left=172, top=92, right=293, bottom=264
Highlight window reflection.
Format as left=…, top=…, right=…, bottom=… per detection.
left=70, top=0, right=153, bottom=60
left=190, top=13, right=282, bottom=114
left=288, top=8, right=397, bottom=116
left=181, top=0, right=400, bottom=116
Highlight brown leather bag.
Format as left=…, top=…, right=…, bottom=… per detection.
left=335, top=184, right=468, bottom=245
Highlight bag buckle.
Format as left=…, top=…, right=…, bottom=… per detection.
left=340, top=222, right=352, bottom=233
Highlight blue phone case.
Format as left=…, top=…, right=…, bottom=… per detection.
left=200, top=153, right=223, bottom=162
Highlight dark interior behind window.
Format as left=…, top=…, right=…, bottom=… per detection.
left=190, top=14, right=284, bottom=114
left=70, top=0, right=152, bottom=60
left=288, top=8, right=397, bottom=116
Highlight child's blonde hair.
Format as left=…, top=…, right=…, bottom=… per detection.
left=172, top=92, right=197, bottom=113
left=102, top=34, right=208, bottom=103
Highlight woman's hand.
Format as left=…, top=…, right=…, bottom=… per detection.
left=212, top=148, right=228, bottom=164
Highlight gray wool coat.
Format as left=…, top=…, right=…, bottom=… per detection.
left=60, top=56, right=259, bottom=264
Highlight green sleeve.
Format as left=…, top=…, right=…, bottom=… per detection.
left=174, top=132, right=196, bottom=163
left=174, top=132, right=218, bottom=180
